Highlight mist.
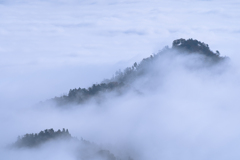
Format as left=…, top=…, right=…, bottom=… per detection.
left=2, top=48, right=240, bottom=160
left=1, top=0, right=240, bottom=160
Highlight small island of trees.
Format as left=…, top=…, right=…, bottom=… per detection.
left=13, top=128, right=129, bottom=160
left=14, top=128, right=71, bottom=148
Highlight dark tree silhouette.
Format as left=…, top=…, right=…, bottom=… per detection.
left=14, top=128, right=71, bottom=148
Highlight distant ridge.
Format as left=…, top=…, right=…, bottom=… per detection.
left=45, top=38, right=226, bottom=107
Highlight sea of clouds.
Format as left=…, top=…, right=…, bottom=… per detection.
left=1, top=0, right=240, bottom=160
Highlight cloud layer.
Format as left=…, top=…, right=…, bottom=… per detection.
left=1, top=0, right=240, bottom=160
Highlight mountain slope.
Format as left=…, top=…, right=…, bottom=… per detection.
left=46, top=38, right=227, bottom=107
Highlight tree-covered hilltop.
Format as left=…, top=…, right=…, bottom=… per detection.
left=14, top=128, right=71, bottom=148
left=13, top=129, right=126, bottom=160
left=172, top=38, right=222, bottom=58
left=48, top=38, right=226, bottom=106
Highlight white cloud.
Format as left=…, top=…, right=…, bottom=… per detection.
left=1, top=0, right=240, bottom=159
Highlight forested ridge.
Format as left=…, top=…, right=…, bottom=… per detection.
left=48, top=38, right=226, bottom=106
left=13, top=129, right=127, bottom=160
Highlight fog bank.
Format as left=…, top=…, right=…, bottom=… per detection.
left=1, top=0, right=240, bottom=159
